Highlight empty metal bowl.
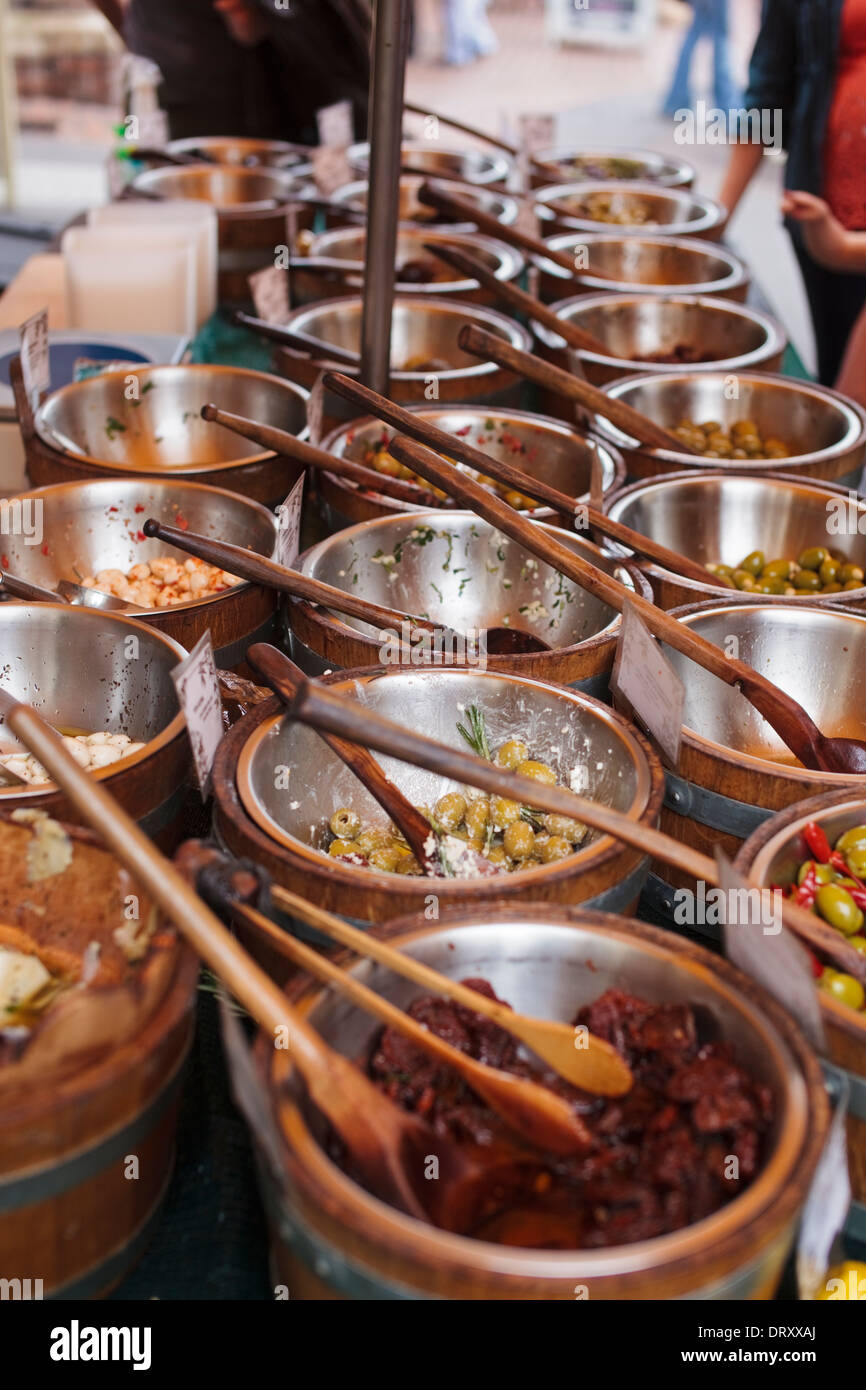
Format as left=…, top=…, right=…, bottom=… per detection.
left=29, top=364, right=309, bottom=503
left=328, top=177, right=518, bottom=229
left=347, top=141, right=512, bottom=186
left=0, top=477, right=279, bottom=665
left=257, top=907, right=824, bottom=1299
left=0, top=603, right=189, bottom=835
left=165, top=136, right=311, bottom=169
left=533, top=293, right=786, bottom=386
left=318, top=404, right=624, bottom=529
left=662, top=602, right=866, bottom=775
left=131, top=163, right=310, bottom=211
left=594, top=370, right=866, bottom=487
left=531, top=146, right=695, bottom=189
left=533, top=232, right=749, bottom=303
left=287, top=509, right=648, bottom=691
left=534, top=182, right=726, bottom=239
left=272, top=297, right=532, bottom=426
left=604, top=472, right=866, bottom=609
left=292, top=227, right=524, bottom=303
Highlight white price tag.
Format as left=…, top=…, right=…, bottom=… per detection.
left=18, top=308, right=50, bottom=406
left=718, top=852, right=826, bottom=1050
left=248, top=266, right=290, bottom=325
left=276, top=474, right=305, bottom=571
left=514, top=198, right=538, bottom=240
left=306, top=372, right=326, bottom=447
left=517, top=113, right=556, bottom=155
left=609, top=600, right=684, bottom=767
left=311, top=145, right=353, bottom=198
left=317, top=100, right=354, bottom=149
left=136, top=109, right=169, bottom=147
left=797, top=1084, right=852, bottom=1298
left=172, top=632, right=223, bottom=797
left=589, top=440, right=604, bottom=512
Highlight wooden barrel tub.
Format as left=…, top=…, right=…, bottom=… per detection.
left=643, top=601, right=866, bottom=916
left=242, top=907, right=828, bottom=1300
left=735, top=792, right=866, bottom=1241
left=211, top=669, right=665, bottom=942
left=0, top=814, right=198, bottom=1298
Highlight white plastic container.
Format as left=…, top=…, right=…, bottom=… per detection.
left=87, top=199, right=218, bottom=324
left=62, top=226, right=198, bottom=337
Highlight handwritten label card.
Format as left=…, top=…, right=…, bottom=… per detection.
left=610, top=600, right=684, bottom=768
left=517, top=113, right=556, bottom=155
left=172, top=632, right=223, bottom=797
left=796, top=1086, right=851, bottom=1298
left=311, top=145, right=353, bottom=198
left=19, top=308, right=50, bottom=407
left=718, top=851, right=825, bottom=1050
left=276, top=474, right=305, bottom=571
left=306, top=372, right=326, bottom=448
left=317, top=101, right=354, bottom=149
left=248, top=266, right=290, bottom=325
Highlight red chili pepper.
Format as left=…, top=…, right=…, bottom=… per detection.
left=795, top=865, right=818, bottom=908
left=134, top=503, right=145, bottom=513
left=806, top=948, right=824, bottom=979
left=803, top=821, right=832, bottom=863
left=136, top=530, right=145, bottom=541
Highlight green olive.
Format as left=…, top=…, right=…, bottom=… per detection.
left=843, top=579, right=864, bottom=590
left=840, top=563, right=865, bottom=584
left=754, top=577, right=787, bottom=594
left=329, top=839, right=362, bottom=858
left=763, top=558, right=794, bottom=579
left=822, top=581, right=843, bottom=593
left=798, top=546, right=829, bottom=571
left=845, top=848, right=866, bottom=878
left=329, top=807, right=361, bottom=840
left=503, top=820, right=535, bottom=861
left=797, top=859, right=837, bottom=886
left=463, top=798, right=489, bottom=839
left=543, top=813, right=587, bottom=844
left=732, top=569, right=756, bottom=590
left=818, top=968, right=866, bottom=1011
left=835, top=826, right=866, bottom=856
left=538, top=834, right=572, bottom=863
left=819, top=557, right=840, bottom=584
left=368, top=846, right=401, bottom=873
left=516, top=759, right=557, bottom=784
left=815, top=883, right=865, bottom=935
left=490, top=795, right=521, bottom=828
left=434, top=791, right=467, bottom=831
left=740, top=550, right=765, bottom=576
left=792, top=568, right=822, bottom=590
left=495, top=738, right=527, bottom=769
left=848, top=935, right=866, bottom=956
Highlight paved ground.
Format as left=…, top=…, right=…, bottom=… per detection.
left=0, top=0, right=815, bottom=368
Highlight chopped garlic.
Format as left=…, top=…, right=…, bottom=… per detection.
left=0, top=947, right=51, bottom=1016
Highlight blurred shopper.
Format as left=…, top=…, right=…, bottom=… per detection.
left=719, top=0, right=866, bottom=385
left=92, top=0, right=371, bottom=144
left=784, top=190, right=866, bottom=403
left=441, top=0, right=498, bottom=66
left=662, top=0, right=741, bottom=118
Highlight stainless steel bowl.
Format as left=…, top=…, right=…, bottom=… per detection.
left=259, top=907, right=823, bottom=1299
left=605, top=472, right=866, bottom=607
left=533, top=232, right=749, bottom=302
left=534, top=181, right=726, bottom=239
left=34, top=364, right=309, bottom=476
left=166, top=136, right=311, bottom=169
left=131, top=163, right=310, bottom=211
left=329, top=177, right=518, bottom=229
left=0, top=603, right=187, bottom=829
left=532, top=146, right=695, bottom=189
left=744, top=797, right=866, bottom=891
left=347, top=141, right=512, bottom=186
left=320, top=404, right=624, bottom=526
left=237, top=668, right=654, bottom=871
left=293, top=227, right=524, bottom=301
left=533, top=293, right=786, bottom=385
left=661, top=603, right=866, bottom=774
left=594, top=370, right=866, bottom=487
left=289, top=510, right=642, bottom=670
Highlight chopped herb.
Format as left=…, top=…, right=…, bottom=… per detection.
left=456, top=704, right=491, bottom=762
left=430, top=581, right=443, bottom=603
left=105, top=416, right=127, bottom=440
left=457, top=576, right=472, bottom=596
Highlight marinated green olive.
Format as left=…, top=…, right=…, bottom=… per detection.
left=434, top=792, right=467, bottom=831
left=819, top=968, right=866, bottom=1011
left=815, top=883, right=865, bottom=935
left=329, top=807, right=361, bottom=840
left=836, top=825, right=866, bottom=856
left=707, top=543, right=861, bottom=596
left=503, top=821, right=536, bottom=860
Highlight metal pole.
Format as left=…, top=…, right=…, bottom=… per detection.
left=360, top=0, right=410, bottom=394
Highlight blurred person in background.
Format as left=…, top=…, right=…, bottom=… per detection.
left=441, top=0, right=498, bottom=65
left=719, top=0, right=866, bottom=385
left=92, top=0, right=371, bottom=144
left=662, top=0, right=741, bottom=118
left=784, top=189, right=866, bottom=403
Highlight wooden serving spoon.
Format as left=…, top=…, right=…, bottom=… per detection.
left=248, top=646, right=501, bottom=878
left=383, top=432, right=866, bottom=776
left=251, top=650, right=866, bottom=983
left=264, top=883, right=632, bottom=1096
left=205, top=891, right=599, bottom=1152
left=459, top=323, right=700, bottom=456
left=416, top=180, right=577, bottom=274
left=427, top=240, right=612, bottom=357
left=322, top=373, right=715, bottom=587
left=231, top=311, right=361, bottom=367
left=141, top=517, right=465, bottom=650
left=200, top=401, right=447, bottom=509
left=0, top=693, right=480, bottom=1224
left=403, top=102, right=519, bottom=157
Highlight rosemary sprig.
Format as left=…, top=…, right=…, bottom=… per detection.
left=456, top=704, right=491, bottom=762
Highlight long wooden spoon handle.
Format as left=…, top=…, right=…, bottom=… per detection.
left=428, top=240, right=610, bottom=356
left=384, top=433, right=827, bottom=768
left=141, top=518, right=451, bottom=640
left=403, top=102, right=518, bottom=156
left=416, top=180, right=577, bottom=273
left=232, top=311, right=361, bottom=366
left=199, top=402, right=443, bottom=509
left=0, top=570, right=67, bottom=604
left=244, top=646, right=436, bottom=867
left=458, top=322, right=699, bottom=456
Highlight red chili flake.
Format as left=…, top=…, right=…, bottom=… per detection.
left=41, top=543, right=50, bottom=556
left=1, top=554, right=8, bottom=569
left=108, top=506, right=119, bottom=513
left=455, top=425, right=471, bottom=436
left=134, top=503, right=145, bottom=513
left=136, top=530, right=145, bottom=541
left=176, top=513, right=189, bottom=531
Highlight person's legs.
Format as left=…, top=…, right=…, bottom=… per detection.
left=792, top=236, right=866, bottom=385
left=662, top=10, right=712, bottom=116
left=709, top=1, right=741, bottom=114
left=442, top=0, right=476, bottom=64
